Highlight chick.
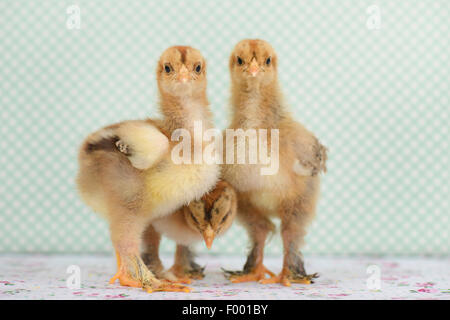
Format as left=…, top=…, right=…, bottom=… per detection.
left=76, top=46, right=220, bottom=293
left=222, top=39, right=327, bottom=286
left=141, top=180, right=237, bottom=283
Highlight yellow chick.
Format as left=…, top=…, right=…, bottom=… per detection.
left=76, top=46, right=220, bottom=293
left=222, top=39, right=327, bottom=286
left=141, top=180, right=237, bottom=283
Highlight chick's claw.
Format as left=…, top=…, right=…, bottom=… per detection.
left=163, top=271, right=192, bottom=284
left=110, top=253, right=191, bottom=293
left=223, top=264, right=275, bottom=283
left=148, top=280, right=191, bottom=293
left=165, top=265, right=205, bottom=284
left=168, top=277, right=192, bottom=285
left=110, top=270, right=191, bottom=293
left=260, top=269, right=319, bottom=286
left=109, top=269, right=141, bottom=287
left=186, top=268, right=205, bottom=280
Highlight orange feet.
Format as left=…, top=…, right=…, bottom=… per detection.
left=145, top=281, right=191, bottom=293
left=165, top=275, right=192, bottom=285
left=260, top=268, right=318, bottom=286
left=165, top=265, right=205, bottom=284
left=109, top=268, right=141, bottom=287
left=110, top=250, right=141, bottom=287
left=110, top=251, right=191, bottom=293
left=226, top=264, right=276, bottom=283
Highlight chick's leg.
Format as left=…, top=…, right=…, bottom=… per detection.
left=224, top=201, right=275, bottom=283
left=141, top=224, right=165, bottom=279
left=167, top=245, right=205, bottom=284
left=109, top=213, right=190, bottom=293
left=261, top=198, right=319, bottom=286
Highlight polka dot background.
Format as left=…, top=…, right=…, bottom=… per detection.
left=0, top=0, right=448, bottom=256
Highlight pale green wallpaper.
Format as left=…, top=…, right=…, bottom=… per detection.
left=0, top=0, right=448, bottom=256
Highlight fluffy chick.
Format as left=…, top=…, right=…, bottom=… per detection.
left=222, top=39, right=327, bottom=286
left=141, top=180, right=237, bottom=283
left=76, top=46, right=220, bottom=293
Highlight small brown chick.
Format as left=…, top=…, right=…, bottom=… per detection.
left=141, top=180, right=237, bottom=283
left=76, top=46, right=220, bottom=293
left=222, top=39, right=327, bottom=286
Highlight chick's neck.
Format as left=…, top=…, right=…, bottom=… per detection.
left=159, top=90, right=213, bottom=134
left=231, top=79, right=287, bottom=129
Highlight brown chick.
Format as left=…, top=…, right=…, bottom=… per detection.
left=76, top=46, right=220, bottom=293
left=222, top=39, right=327, bottom=286
left=141, top=180, right=237, bottom=283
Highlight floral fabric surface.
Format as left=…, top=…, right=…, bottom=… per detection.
left=0, top=254, right=448, bottom=300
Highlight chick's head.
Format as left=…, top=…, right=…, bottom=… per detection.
left=183, top=181, right=237, bottom=249
left=229, top=39, right=277, bottom=87
left=157, top=46, right=207, bottom=97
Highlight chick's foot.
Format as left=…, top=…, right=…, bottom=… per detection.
left=224, top=264, right=275, bottom=283
left=110, top=252, right=191, bottom=293
left=165, top=264, right=205, bottom=284
left=259, top=267, right=319, bottom=286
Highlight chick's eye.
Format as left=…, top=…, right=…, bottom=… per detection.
left=195, top=64, right=201, bottom=73
left=266, top=57, right=271, bottom=65
left=237, top=57, right=243, bottom=65
left=164, top=65, right=171, bottom=73
left=220, top=211, right=231, bottom=225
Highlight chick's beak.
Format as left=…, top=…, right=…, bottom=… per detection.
left=202, top=226, right=214, bottom=250
left=248, top=58, right=259, bottom=77
left=178, top=65, right=189, bottom=83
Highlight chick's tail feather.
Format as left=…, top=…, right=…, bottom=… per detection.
left=84, top=134, right=121, bottom=155
left=81, top=121, right=170, bottom=170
